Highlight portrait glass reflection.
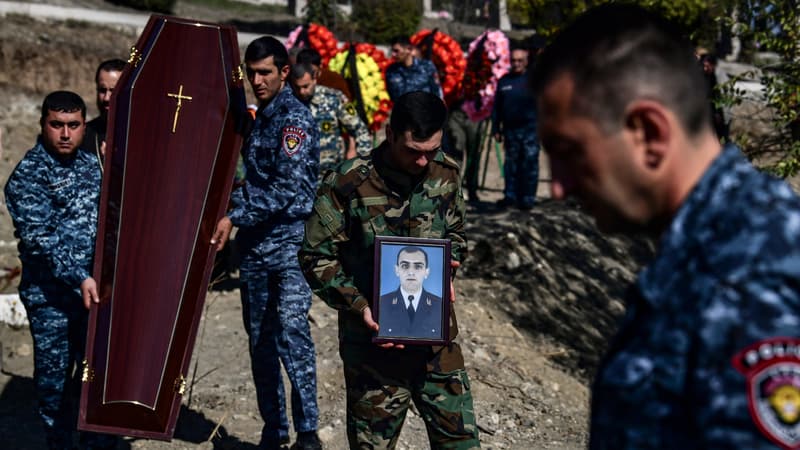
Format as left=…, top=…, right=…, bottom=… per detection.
left=373, top=236, right=451, bottom=345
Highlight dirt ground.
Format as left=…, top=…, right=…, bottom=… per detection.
left=0, top=6, right=653, bottom=450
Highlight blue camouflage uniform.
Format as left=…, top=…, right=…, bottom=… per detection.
left=300, top=84, right=372, bottom=177
left=228, top=86, right=320, bottom=448
left=5, top=140, right=115, bottom=450
left=590, top=145, right=800, bottom=449
left=385, top=57, right=442, bottom=101
left=491, top=72, right=539, bottom=208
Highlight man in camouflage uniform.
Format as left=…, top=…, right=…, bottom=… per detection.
left=299, top=91, right=480, bottom=449
left=5, top=91, right=116, bottom=449
left=211, top=36, right=322, bottom=450
left=385, top=36, right=442, bottom=101
left=533, top=5, right=800, bottom=449
left=288, top=63, right=372, bottom=177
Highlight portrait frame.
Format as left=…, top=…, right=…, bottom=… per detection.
left=372, top=236, right=451, bottom=345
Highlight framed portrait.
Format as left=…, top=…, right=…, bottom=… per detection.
left=372, top=236, right=452, bottom=345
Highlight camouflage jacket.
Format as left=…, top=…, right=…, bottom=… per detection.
left=385, top=57, right=442, bottom=101
left=299, top=142, right=467, bottom=348
left=5, top=140, right=101, bottom=299
left=590, top=145, right=800, bottom=449
left=229, top=86, right=319, bottom=267
left=304, top=85, right=371, bottom=176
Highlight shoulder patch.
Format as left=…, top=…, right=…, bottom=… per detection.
left=345, top=102, right=357, bottom=116
left=282, top=126, right=306, bottom=157
left=732, top=337, right=800, bottom=449
left=333, top=157, right=373, bottom=197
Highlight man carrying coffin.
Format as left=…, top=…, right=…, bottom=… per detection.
left=5, top=91, right=117, bottom=450
left=84, top=58, right=125, bottom=160
left=211, top=36, right=322, bottom=450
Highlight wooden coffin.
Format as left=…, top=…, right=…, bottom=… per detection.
left=78, top=15, right=248, bottom=440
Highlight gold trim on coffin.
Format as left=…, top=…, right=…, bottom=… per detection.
left=128, top=46, right=142, bottom=67
left=174, top=374, right=186, bottom=395
left=82, top=359, right=95, bottom=383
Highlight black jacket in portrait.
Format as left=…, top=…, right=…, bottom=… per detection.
left=377, top=287, right=443, bottom=339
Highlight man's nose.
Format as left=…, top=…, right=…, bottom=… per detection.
left=415, top=154, right=429, bottom=167
left=60, top=127, right=71, bottom=140
left=101, top=91, right=112, bottom=102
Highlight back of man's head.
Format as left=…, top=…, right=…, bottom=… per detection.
left=41, top=91, right=86, bottom=122
left=296, top=48, right=322, bottom=67
left=95, top=58, right=126, bottom=83
left=290, top=63, right=316, bottom=81
left=389, top=91, right=447, bottom=140
left=245, top=36, right=289, bottom=68
left=531, top=4, right=709, bottom=136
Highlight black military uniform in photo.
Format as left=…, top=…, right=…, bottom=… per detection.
left=378, top=287, right=443, bottom=338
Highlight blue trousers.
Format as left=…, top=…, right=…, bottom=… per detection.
left=240, top=260, right=318, bottom=447
left=21, top=283, right=117, bottom=450
left=503, top=127, right=540, bottom=207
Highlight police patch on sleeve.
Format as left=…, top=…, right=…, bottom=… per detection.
left=733, top=338, right=800, bottom=449
left=282, top=126, right=306, bottom=157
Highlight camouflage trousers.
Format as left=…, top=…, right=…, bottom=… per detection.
left=240, top=261, right=319, bottom=448
left=502, top=126, right=540, bottom=208
left=342, top=344, right=480, bottom=449
left=21, top=284, right=118, bottom=449
left=447, top=109, right=482, bottom=195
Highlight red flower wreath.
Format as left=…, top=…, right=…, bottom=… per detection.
left=285, top=23, right=340, bottom=67
left=410, top=29, right=466, bottom=107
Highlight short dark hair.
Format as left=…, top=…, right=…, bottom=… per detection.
left=397, top=246, right=428, bottom=267
left=390, top=35, right=411, bottom=47
left=41, top=91, right=86, bottom=122
left=389, top=91, right=447, bottom=140
left=95, top=58, right=126, bottom=83
left=296, top=48, right=322, bottom=67
left=531, top=4, right=709, bottom=136
left=245, top=36, right=289, bottom=69
left=289, top=63, right=316, bottom=81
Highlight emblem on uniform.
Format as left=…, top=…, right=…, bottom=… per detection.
left=345, top=102, right=356, bottom=116
left=733, top=337, right=800, bottom=449
left=282, top=126, right=306, bottom=157
left=321, top=121, right=333, bottom=133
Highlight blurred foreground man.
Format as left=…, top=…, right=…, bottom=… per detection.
left=211, top=36, right=321, bottom=450
left=5, top=91, right=116, bottom=449
left=531, top=4, right=800, bottom=449
left=299, top=91, right=479, bottom=449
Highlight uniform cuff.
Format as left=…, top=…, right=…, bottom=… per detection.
left=351, top=296, right=369, bottom=313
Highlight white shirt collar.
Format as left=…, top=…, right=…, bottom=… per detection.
left=400, top=287, right=421, bottom=310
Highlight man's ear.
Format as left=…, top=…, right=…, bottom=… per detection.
left=279, top=64, right=290, bottom=82
left=625, top=101, right=671, bottom=170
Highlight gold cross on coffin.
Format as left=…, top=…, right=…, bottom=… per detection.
left=167, top=85, right=193, bottom=133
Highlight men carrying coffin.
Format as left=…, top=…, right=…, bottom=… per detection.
left=84, top=59, right=125, bottom=160
left=5, top=91, right=116, bottom=450
left=211, top=37, right=322, bottom=450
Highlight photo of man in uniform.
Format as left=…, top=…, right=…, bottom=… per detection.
left=377, top=246, right=443, bottom=340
